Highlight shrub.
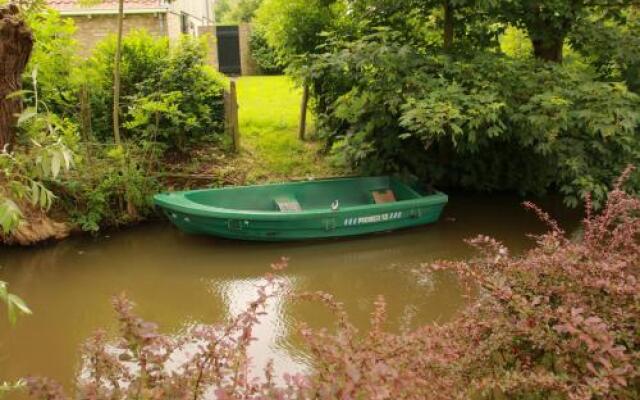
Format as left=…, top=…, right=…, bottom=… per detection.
left=85, top=30, right=170, bottom=143
left=125, top=36, right=227, bottom=153
left=0, top=72, right=76, bottom=241
left=570, top=8, right=640, bottom=93
left=59, top=144, right=160, bottom=232
left=86, top=31, right=227, bottom=153
left=249, top=27, right=284, bottom=75
left=23, top=171, right=640, bottom=399
left=22, top=8, right=79, bottom=118
left=301, top=32, right=640, bottom=208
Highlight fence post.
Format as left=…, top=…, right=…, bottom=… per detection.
left=225, top=80, right=240, bottom=153
left=79, top=83, right=92, bottom=140
left=298, top=83, right=309, bottom=141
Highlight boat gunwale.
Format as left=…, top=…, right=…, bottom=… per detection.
left=153, top=177, right=448, bottom=221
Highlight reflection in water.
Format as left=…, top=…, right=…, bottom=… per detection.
left=0, top=193, right=580, bottom=393
left=214, top=277, right=310, bottom=379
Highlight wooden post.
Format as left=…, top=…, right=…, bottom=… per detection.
left=79, top=83, right=92, bottom=140
left=298, top=84, right=309, bottom=141
left=225, top=81, right=240, bottom=153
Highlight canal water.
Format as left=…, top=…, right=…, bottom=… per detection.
left=0, top=194, right=580, bottom=393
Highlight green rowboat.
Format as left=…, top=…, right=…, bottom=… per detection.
left=154, top=176, right=448, bottom=241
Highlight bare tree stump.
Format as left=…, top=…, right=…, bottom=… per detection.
left=0, top=3, right=34, bottom=150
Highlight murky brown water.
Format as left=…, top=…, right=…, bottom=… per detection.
left=0, top=193, right=580, bottom=394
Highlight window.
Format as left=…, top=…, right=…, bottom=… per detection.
left=180, top=12, right=189, bottom=34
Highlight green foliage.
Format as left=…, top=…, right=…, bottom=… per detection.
left=249, top=27, right=284, bottom=74
left=0, top=199, right=22, bottom=236
left=230, top=0, right=262, bottom=22
left=302, top=31, right=640, bottom=207
left=500, top=26, right=532, bottom=59
left=214, top=0, right=233, bottom=23
left=216, top=0, right=263, bottom=23
left=146, top=37, right=226, bottom=151
left=0, top=279, right=30, bottom=397
left=0, top=71, right=76, bottom=236
left=0, top=380, right=26, bottom=399
left=22, top=8, right=79, bottom=116
left=255, top=0, right=339, bottom=62
left=277, top=0, right=640, bottom=207
left=570, top=8, right=640, bottom=92
left=86, top=30, right=169, bottom=142
left=2, top=8, right=230, bottom=237
left=86, top=31, right=227, bottom=153
left=0, top=281, right=31, bottom=326
left=62, top=150, right=159, bottom=232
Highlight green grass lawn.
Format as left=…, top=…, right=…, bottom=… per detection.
left=235, top=75, right=334, bottom=182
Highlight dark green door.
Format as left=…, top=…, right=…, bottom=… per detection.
left=216, top=26, right=241, bottom=75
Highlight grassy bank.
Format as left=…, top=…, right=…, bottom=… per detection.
left=235, top=76, right=334, bottom=182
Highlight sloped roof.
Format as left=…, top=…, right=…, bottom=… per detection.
left=46, top=0, right=167, bottom=12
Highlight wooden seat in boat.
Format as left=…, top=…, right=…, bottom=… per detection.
left=275, top=197, right=302, bottom=212
left=371, top=189, right=397, bottom=204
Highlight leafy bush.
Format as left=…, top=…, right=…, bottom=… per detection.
left=255, top=0, right=338, bottom=62
left=87, top=31, right=227, bottom=153
left=570, top=8, right=640, bottom=93
left=417, top=168, right=640, bottom=398
left=60, top=145, right=160, bottom=232
left=249, top=28, right=284, bottom=75
left=23, top=173, right=640, bottom=399
left=231, top=0, right=263, bottom=22
left=128, top=36, right=227, bottom=152
left=22, top=8, right=79, bottom=117
left=301, top=32, right=640, bottom=208
left=0, top=72, right=76, bottom=238
left=2, top=12, right=231, bottom=238
left=86, top=30, right=169, bottom=142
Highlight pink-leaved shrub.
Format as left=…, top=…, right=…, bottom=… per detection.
left=25, top=168, right=639, bottom=399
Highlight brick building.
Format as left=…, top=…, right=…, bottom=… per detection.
left=46, top=0, right=215, bottom=56
left=46, top=0, right=257, bottom=75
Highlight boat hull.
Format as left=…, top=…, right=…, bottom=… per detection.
left=154, top=177, right=447, bottom=241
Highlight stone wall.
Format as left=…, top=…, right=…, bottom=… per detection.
left=69, top=13, right=168, bottom=57
left=165, top=11, right=182, bottom=42
left=238, top=23, right=258, bottom=76
left=197, top=25, right=219, bottom=71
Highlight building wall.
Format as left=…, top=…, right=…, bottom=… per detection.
left=165, top=11, right=182, bottom=42
left=69, top=13, right=168, bottom=57
left=238, top=23, right=258, bottom=75
left=197, top=25, right=219, bottom=71
left=167, top=0, right=214, bottom=36
left=58, top=5, right=257, bottom=76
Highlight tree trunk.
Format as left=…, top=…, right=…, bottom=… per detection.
left=443, top=1, right=454, bottom=51
left=0, top=4, right=34, bottom=150
left=112, top=0, right=124, bottom=145
left=531, top=36, right=564, bottom=63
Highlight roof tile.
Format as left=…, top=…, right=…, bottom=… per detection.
left=46, top=0, right=165, bottom=11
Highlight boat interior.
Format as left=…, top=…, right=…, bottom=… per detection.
left=184, top=177, right=423, bottom=212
